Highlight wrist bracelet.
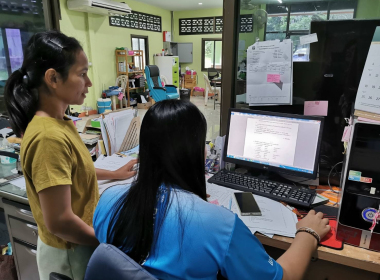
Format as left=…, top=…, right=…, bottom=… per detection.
left=296, top=227, right=320, bottom=244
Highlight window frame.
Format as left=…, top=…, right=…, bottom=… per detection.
left=264, top=1, right=358, bottom=49
left=201, top=38, right=223, bottom=71
left=130, top=34, right=149, bottom=66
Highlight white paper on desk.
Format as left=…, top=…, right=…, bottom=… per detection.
left=9, top=177, right=26, bottom=191
left=141, top=96, right=147, bottom=104
left=0, top=128, right=12, bottom=136
left=246, top=40, right=293, bottom=105
left=94, top=154, right=134, bottom=171
left=206, top=182, right=297, bottom=237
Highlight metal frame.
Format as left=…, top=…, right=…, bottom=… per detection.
left=221, top=0, right=239, bottom=136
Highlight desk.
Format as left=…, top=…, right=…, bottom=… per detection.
left=256, top=234, right=380, bottom=279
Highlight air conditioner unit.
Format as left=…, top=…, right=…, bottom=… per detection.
left=67, top=0, right=132, bottom=16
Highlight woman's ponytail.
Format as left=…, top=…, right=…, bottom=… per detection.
left=4, top=69, right=38, bottom=137
left=4, top=31, right=82, bottom=137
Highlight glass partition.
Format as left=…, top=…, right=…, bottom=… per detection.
left=234, top=0, right=360, bottom=110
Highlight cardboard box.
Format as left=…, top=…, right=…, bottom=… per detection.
left=193, top=90, right=204, bottom=96
left=137, top=97, right=155, bottom=109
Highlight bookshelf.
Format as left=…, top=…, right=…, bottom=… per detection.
left=115, top=50, right=145, bottom=107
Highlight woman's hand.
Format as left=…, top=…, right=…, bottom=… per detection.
left=95, top=159, right=138, bottom=180
left=296, top=210, right=330, bottom=240
left=113, top=159, right=138, bottom=180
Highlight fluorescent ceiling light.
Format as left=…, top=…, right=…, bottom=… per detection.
left=199, top=2, right=202, bottom=4
left=278, top=0, right=283, bottom=3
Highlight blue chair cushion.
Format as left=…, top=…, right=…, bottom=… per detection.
left=84, top=244, right=157, bottom=280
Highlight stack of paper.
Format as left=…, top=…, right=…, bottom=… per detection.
left=80, top=134, right=100, bottom=145
left=96, top=147, right=139, bottom=194
left=100, top=109, right=135, bottom=155
left=246, top=39, right=293, bottom=106
left=206, top=182, right=297, bottom=238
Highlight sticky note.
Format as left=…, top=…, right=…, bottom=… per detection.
left=267, top=74, right=281, bottom=83
left=370, top=187, right=376, bottom=194
left=209, top=199, right=219, bottom=205
left=361, top=177, right=373, bottom=183
left=304, top=101, right=328, bottom=116
left=300, top=33, right=318, bottom=45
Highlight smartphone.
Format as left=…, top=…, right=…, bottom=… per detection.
left=234, top=192, right=262, bottom=216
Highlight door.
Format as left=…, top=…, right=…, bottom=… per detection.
left=131, top=35, right=149, bottom=68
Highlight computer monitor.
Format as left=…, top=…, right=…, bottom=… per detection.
left=225, top=109, right=324, bottom=179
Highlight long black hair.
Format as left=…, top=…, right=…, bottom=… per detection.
left=4, top=30, right=83, bottom=137
left=108, top=99, right=207, bottom=263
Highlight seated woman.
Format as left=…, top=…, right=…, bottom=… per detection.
left=93, top=100, right=330, bottom=280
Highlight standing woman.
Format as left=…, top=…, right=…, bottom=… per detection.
left=4, top=31, right=137, bottom=280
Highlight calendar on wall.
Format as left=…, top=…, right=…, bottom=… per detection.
left=355, top=27, right=380, bottom=114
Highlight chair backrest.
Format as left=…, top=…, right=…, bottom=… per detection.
left=145, top=65, right=162, bottom=88
left=84, top=243, right=157, bottom=280
left=203, top=73, right=212, bottom=91
left=207, top=68, right=219, bottom=80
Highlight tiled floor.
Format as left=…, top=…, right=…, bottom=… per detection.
left=77, top=96, right=221, bottom=141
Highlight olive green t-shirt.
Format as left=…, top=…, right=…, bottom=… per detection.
left=21, top=115, right=99, bottom=249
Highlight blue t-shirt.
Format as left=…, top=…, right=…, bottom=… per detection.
left=93, top=185, right=283, bottom=280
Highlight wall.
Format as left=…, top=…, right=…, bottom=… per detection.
left=356, top=0, right=380, bottom=19
left=173, top=8, right=223, bottom=88
left=59, top=0, right=171, bottom=111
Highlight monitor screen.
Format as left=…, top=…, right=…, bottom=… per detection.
left=225, top=109, right=324, bottom=178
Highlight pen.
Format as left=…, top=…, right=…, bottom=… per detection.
left=229, top=197, right=232, bottom=210
left=280, top=201, right=303, bottom=218
left=116, top=153, right=127, bottom=158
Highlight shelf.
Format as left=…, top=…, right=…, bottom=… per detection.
left=116, top=54, right=143, bottom=57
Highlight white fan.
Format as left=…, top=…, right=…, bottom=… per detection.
left=254, top=9, right=268, bottom=29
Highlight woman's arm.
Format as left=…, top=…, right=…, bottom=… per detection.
left=95, top=159, right=138, bottom=180
left=39, top=185, right=99, bottom=246
left=277, top=210, right=330, bottom=280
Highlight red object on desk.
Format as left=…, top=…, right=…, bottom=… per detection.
left=298, top=208, right=343, bottom=250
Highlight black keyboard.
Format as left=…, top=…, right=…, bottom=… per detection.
left=208, top=169, right=316, bottom=208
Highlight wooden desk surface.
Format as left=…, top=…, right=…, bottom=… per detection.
left=255, top=233, right=380, bottom=274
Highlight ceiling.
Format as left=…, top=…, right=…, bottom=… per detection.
left=134, top=0, right=223, bottom=11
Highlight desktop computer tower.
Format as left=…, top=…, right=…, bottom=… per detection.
left=337, top=120, right=380, bottom=251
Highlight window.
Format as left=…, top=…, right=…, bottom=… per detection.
left=202, top=39, right=222, bottom=71
left=131, top=35, right=149, bottom=68
left=265, top=1, right=357, bottom=62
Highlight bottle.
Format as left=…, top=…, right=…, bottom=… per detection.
left=162, top=49, right=165, bottom=56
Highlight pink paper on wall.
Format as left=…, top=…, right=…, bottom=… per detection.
left=304, top=101, right=328, bottom=116
left=267, top=74, right=281, bottom=83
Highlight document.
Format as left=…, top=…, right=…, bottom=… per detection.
left=100, top=109, right=135, bottom=155
left=9, top=177, right=26, bottom=191
left=243, top=118, right=299, bottom=166
left=206, top=182, right=297, bottom=238
left=246, top=39, right=293, bottom=105
left=94, top=154, right=134, bottom=171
